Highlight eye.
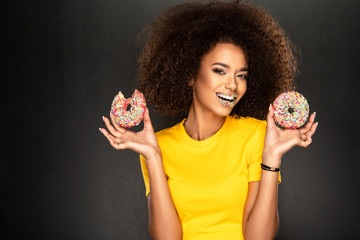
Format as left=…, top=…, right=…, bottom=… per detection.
left=213, top=68, right=225, bottom=75
left=236, top=74, right=248, bottom=80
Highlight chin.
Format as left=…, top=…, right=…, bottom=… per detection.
left=216, top=102, right=239, bottom=116
left=214, top=107, right=234, bottom=117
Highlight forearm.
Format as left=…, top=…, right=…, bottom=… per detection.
left=146, top=152, right=182, bottom=240
left=243, top=105, right=318, bottom=239
left=244, top=155, right=280, bottom=240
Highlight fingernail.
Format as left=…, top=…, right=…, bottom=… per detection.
left=313, top=112, right=316, bottom=117
left=99, top=128, right=102, bottom=132
left=102, top=116, right=105, bottom=121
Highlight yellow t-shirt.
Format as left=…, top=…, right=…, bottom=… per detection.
left=140, top=115, right=280, bottom=239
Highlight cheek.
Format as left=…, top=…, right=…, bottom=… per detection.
left=238, top=81, right=247, bottom=95
left=195, top=74, right=217, bottom=92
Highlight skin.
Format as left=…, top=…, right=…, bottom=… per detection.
left=99, top=43, right=318, bottom=240
left=185, top=43, right=248, bottom=140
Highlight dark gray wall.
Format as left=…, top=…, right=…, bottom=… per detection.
left=2, top=0, right=359, bottom=239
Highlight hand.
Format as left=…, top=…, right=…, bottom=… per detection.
left=99, top=108, right=161, bottom=159
left=263, top=104, right=318, bottom=164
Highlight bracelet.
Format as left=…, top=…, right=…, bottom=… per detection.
left=261, top=163, right=280, bottom=172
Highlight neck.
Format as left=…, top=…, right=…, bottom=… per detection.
left=184, top=104, right=226, bottom=141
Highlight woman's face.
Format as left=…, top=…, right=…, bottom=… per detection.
left=191, top=43, right=248, bottom=117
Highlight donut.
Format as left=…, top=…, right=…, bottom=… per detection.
left=272, top=91, right=309, bottom=129
left=110, top=89, right=146, bottom=128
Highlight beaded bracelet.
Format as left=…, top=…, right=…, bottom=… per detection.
left=261, top=163, right=280, bottom=172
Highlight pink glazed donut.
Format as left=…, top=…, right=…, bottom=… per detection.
left=272, top=91, right=309, bottom=129
left=110, top=89, right=146, bottom=128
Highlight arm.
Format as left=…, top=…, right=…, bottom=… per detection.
left=242, top=105, right=318, bottom=240
left=146, top=152, right=183, bottom=239
left=100, top=108, right=182, bottom=240
left=242, top=169, right=279, bottom=240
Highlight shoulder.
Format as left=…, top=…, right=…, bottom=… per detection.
left=230, top=115, right=267, bottom=134
left=155, top=120, right=185, bottom=143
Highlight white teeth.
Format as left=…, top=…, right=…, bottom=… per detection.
left=216, top=93, right=237, bottom=101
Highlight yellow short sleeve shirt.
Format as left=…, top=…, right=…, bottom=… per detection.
left=140, top=115, right=280, bottom=239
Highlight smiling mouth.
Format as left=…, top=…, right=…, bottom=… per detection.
left=216, top=92, right=238, bottom=107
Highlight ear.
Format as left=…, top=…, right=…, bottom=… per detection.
left=188, top=78, right=195, bottom=87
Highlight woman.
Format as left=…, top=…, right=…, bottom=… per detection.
left=99, top=1, right=318, bottom=239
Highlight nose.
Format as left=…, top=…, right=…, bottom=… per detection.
left=224, top=76, right=238, bottom=91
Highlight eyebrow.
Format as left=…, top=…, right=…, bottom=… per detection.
left=211, top=62, right=248, bottom=71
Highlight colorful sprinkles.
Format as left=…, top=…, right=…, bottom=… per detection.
left=273, top=91, right=309, bottom=129
left=110, top=89, right=146, bottom=128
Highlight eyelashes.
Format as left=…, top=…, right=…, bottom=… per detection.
left=237, top=74, right=248, bottom=80
left=213, top=68, right=225, bottom=75
left=212, top=68, right=248, bottom=79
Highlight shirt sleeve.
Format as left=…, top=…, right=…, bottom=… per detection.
left=246, top=121, right=281, bottom=183
left=139, top=154, right=151, bottom=197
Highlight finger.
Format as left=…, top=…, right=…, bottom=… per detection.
left=306, top=132, right=312, bottom=142
left=300, top=112, right=316, bottom=134
left=110, top=136, right=123, bottom=144
left=266, top=104, right=276, bottom=128
left=110, top=135, right=141, bottom=152
left=112, top=135, right=132, bottom=145
left=100, top=128, right=130, bottom=150
left=143, top=108, right=154, bottom=131
left=102, top=116, right=122, bottom=137
left=103, top=129, right=127, bottom=144
left=306, top=121, right=319, bottom=139
left=300, top=132, right=308, bottom=141
left=110, top=113, right=127, bottom=133
left=298, top=136, right=312, bottom=148
left=99, top=127, right=115, bottom=142
left=108, top=137, right=128, bottom=150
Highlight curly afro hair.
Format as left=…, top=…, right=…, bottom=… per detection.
left=137, top=0, right=298, bottom=120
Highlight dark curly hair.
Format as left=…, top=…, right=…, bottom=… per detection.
left=137, top=0, right=298, bottom=120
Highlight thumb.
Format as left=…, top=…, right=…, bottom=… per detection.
left=266, top=104, right=276, bottom=129
left=143, top=108, right=154, bottom=131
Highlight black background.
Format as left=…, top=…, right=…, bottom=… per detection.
left=2, top=0, right=360, bottom=239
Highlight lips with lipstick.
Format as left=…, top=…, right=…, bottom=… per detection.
left=216, top=92, right=238, bottom=107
